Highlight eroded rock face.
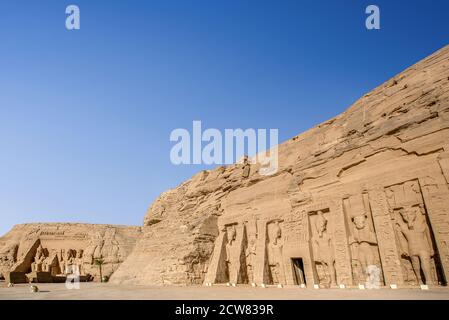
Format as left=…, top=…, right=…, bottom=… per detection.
left=111, top=45, right=449, bottom=287
left=0, top=223, right=141, bottom=281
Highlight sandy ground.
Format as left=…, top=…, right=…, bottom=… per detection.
left=1, top=282, right=449, bottom=300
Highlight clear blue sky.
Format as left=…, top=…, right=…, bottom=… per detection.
left=0, top=0, right=448, bottom=236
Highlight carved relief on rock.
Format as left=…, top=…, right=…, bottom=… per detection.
left=287, top=172, right=312, bottom=206
left=343, top=194, right=383, bottom=286
left=74, top=249, right=84, bottom=275
left=42, top=250, right=60, bottom=275
left=224, top=224, right=237, bottom=281
left=309, top=210, right=337, bottom=287
left=266, top=220, right=284, bottom=285
left=31, top=244, right=47, bottom=272
left=244, top=220, right=257, bottom=284
left=0, top=224, right=140, bottom=283
left=102, top=228, right=121, bottom=264
left=395, top=205, right=437, bottom=285
left=83, top=231, right=105, bottom=265
left=386, top=180, right=444, bottom=286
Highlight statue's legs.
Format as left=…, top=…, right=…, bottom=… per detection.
left=326, top=260, right=337, bottom=286
left=271, top=265, right=279, bottom=284
left=418, top=252, right=435, bottom=285
left=246, top=265, right=253, bottom=283
left=359, top=252, right=368, bottom=277
left=226, top=262, right=231, bottom=282
left=410, top=256, right=423, bottom=285
left=351, top=259, right=363, bottom=283
left=365, top=247, right=375, bottom=267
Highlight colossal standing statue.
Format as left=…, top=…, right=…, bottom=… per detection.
left=245, top=235, right=257, bottom=283
left=349, top=214, right=378, bottom=278
left=267, top=221, right=283, bottom=284
left=312, top=211, right=337, bottom=286
left=396, top=205, right=435, bottom=285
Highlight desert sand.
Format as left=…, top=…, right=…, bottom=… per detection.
left=1, top=282, right=448, bottom=300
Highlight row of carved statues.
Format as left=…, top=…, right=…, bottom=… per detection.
left=0, top=228, right=123, bottom=279
left=212, top=187, right=444, bottom=287
left=31, top=245, right=86, bottom=275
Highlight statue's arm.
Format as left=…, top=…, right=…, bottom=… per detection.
left=311, top=237, right=318, bottom=259
left=395, top=221, right=407, bottom=237
left=328, top=236, right=334, bottom=251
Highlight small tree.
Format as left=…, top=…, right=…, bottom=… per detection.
left=93, top=257, right=105, bottom=282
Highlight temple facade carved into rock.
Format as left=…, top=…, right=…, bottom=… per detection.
left=0, top=223, right=141, bottom=283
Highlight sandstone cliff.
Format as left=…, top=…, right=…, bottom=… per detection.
left=110, top=46, right=449, bottom=286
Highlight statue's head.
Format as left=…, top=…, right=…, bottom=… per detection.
left=36, top=244, right=44, bottom=255
left=400, top=206, right=418, bottom=227
left=353, top=214, right=367, bottom=230
left=66, top=249, right=74, bottom=259
left=267, top=220, right=282, bottom=244
left=273, top=220, right=281, bottom=235
left=315, top=211, right=327, bottom=235
left=248, top=236, right=257, bottom=249
left=227, top=225, right=236, bottom=243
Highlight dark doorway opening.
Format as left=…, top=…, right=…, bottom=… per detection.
left=291, top=258, right=306, bottom=286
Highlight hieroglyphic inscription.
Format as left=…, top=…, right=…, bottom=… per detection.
left=368, top=188, right=404, bottom=285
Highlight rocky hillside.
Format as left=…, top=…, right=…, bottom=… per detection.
left=110, top=45, right=449, bottom=286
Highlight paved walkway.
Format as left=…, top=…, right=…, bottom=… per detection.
left=1, top=282, right=449, bottom=300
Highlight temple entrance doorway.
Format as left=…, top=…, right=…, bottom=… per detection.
left=291, top=258, right=306, bottom=286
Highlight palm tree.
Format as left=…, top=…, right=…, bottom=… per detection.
left=93, top=257, right=105, bottom=282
